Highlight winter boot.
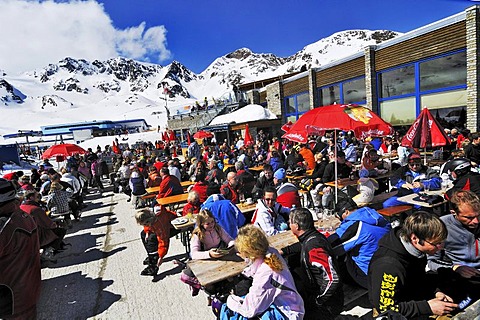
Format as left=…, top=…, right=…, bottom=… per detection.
left=41, top=247, right=57, bottom=263
left=140, top=254, right=159, bottom=276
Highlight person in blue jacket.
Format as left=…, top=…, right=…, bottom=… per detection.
left=328, top=197, right=391, bottom=288
left=201, top=183, right=246, bottom=239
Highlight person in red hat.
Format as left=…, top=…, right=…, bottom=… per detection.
left=383, top=153, right=441, bottom=208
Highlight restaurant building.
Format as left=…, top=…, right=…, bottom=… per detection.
left=239, top=6, right=480, bottom=133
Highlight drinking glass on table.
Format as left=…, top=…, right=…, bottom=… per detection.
left=239, top=193, right=245, bottom=206
left=423, top=181, right=430, bottom=193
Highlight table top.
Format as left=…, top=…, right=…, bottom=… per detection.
left=157, top=193, right=188, bottom=206
left=237, top=202, right=257, bottom=213
left=324, top=172, right=392, bottom=188
left=145, top=186, right=160, bottom=194
left=397, top=191, right=446, bottom=208
left=188, top=231, right=299, bottom=286
left=181, top=180, right=195, bottom=187
left=248, top=166, right=264, bottom=172
left=171, top=216, right=196, bottom=230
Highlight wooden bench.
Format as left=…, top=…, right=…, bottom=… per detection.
left=368, top=191, right=398, bottom=209
left=378, top=205, right=413, bottom=217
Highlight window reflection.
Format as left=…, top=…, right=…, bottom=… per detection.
left=343, top=77, right=366, bottom=104
left=319, top=85, right=340, bottom=106
left=379, top=66, right=415, bottom=98
left=420, top=52, right=466, bottom=92
left=380, top=97, right=416, bottom=126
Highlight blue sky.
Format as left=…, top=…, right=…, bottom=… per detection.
left=97, top=0, right=473, bottom=73
left=0, top=0, right=476, bottom=75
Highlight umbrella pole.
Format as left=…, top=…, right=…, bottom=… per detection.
left=335, top=130, right=338, bottom=205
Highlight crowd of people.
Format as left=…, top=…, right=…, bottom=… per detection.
left=1, top=126, right=480, bottom=319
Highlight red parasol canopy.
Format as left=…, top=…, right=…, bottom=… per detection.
left=186, top=130, right=193, bottom=145
left=162, top=131, right=169, bottom=142
left=42, top=143, right=86, bottom=159
left=244, top=124, right=254, bottom=147
left=401, top=108, right=451, bottom=148
left=168, top=130, right=176, bottom=142
left=112, top=140, right=120, bottom=154
left=281, top=121, right=294, bottom=133
left=282, top=104, right=394, bottom=143
left=193, top=130, right=214, bottom=139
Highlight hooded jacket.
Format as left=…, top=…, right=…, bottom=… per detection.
left=20, top=200, right=58, bottom=248
left=201, top=194, right=245, bottom=239
left=251, top=199, right=290, bottom=236
left=368, top=228, right=433, bottom=318
left=0, top=206, right=41, bottom=318
left=328, top=207, right=391, bottom=275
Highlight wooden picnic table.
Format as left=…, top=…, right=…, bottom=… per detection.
left=145, top=181, right=194, bottom=194
left=324, top=172, right=392, bottom=189
left=223, top=164, right=235, bottom=172
left=238, top=202, right=257, bottom=214
left=157, top=193, right=188, bottom=208
left=171, top=215, right=197, bottom=254
left=396, top=190, right=446, bottom=208
left=248, top=165, right=264, bottom=172
left=188, top=231, right=299, bottom=286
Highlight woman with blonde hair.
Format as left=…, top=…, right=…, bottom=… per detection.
left=180, top=209, right=234, bottom=296
left=222, top=225, right=305, bottom=319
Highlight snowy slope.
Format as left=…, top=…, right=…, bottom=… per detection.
left=0, top=29, right=400, bottom=143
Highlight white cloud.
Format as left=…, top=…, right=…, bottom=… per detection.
left=0, top=0, right=171, bottom=75
left=115, top=22, right=171, bottom=62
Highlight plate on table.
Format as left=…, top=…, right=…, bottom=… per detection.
left=172, top=217, right=188, bottom=225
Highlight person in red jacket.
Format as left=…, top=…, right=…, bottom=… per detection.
left=135, top=206, right=178, bottom=276
left=299, top=144, right=315, bottom=170
left=20, top=190, right=66, bottom=262
left=156, top=167, right=183, bottom=199
left=182, top=191, right=201, bottom=216
left=220, top=171, right=239, bottom=204
left=273, top=168, right=301, bottom=208
left=0, top=178, right=41, bottom=319
left=191, top=171, right=209, bottom=204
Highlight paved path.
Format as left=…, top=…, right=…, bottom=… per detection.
left=37, top=186, right=214, bottom=320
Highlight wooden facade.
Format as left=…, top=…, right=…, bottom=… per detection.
left=283, top=76, right=309, bottom=96
left=375, top=22, right=466, bottom=71
left=315, top=57, right=365, bottom=87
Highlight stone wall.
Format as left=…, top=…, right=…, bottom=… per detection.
left=466, top=7, right=480, bottom=132
left=365, top=46, right=378, bottom=113
left=266, top=81, right=283, bottom=117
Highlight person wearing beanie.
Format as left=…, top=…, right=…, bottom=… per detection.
left=0, top=178, right=41, bottom=319
left=383, top=153, right=441, bottom=208
left=328, top=196, right=391, bottom=289
left=273, top=168, right=301, bottom=209
left=352, top=169, right=379, bottom=207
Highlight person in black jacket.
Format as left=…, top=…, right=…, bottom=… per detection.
left=251, top=164, right=274, bottom=200
left=368, top=211, right=458, bottom=319
left=464, top=133, right=480, bottom=166
left=445, top=157, right=480, bottom=199
left=307, top=153, right=329, bottom=210
left=281, top=208, right=343, bottom=320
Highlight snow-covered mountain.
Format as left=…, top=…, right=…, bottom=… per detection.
left=0, top=29, right=400, bottom=139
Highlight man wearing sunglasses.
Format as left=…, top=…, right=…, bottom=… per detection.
left=383, top=153, right=441, bottom=208
left=368, top=211, right=458, bottom=318
left=251, top=186, right=290, bottom=236
left=428, top=190, right=480, bottom=285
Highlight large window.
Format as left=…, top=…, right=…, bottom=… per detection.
left=379, top=65, right=415, bottom=98
left=420, top=52, right=466, bottom=92
left=343, top=77, right=366, bottom=104
left=317, top=76, right=366, bottom=107
left=318, top=85, right=340, bottom=106
left=377, top=50, right=466, bottom=127
left=284, top=92, right=310, bottom=121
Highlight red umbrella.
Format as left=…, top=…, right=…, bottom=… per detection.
left=42, top=143, right=86, bottom=159
left=282, top=104, right=394, bottom=143
left=186, top=130, right=193, bottom=145
left=168, top=130, right=176, bottom=142
left=193, top=130, right=214, bottom=139
left=244, top=124, right=253, bottom=147
left=162, top=131, right=169, bottom=142
left=401, top=108, right=450, bottom=148
left=281, top=121, right=294, bottom=133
